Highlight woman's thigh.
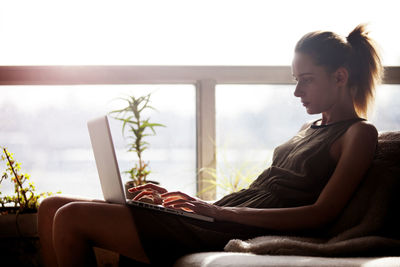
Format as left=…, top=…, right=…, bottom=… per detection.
left=53, top=201, right=149, bottom=262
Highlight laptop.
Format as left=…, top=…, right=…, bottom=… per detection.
left=87, top=115, right=214, bottom=222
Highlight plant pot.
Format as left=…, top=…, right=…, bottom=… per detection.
left=0, top=210, right=41, bottom=266
left=0, top=212, right=38, bottom=238
left=124, top=180, right=160, bottom=200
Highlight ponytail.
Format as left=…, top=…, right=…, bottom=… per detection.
left=346, top=24, right=383, bottom=118
left=295, top=24, right=383, bottom=118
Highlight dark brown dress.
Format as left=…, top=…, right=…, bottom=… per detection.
left=129, top=118, right=365, bottom=266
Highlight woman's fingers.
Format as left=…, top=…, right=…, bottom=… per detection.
left=162, top=196, right=182, bottom=203
left=163, top=198, right=192, bottom=206
left=128, top=183, right=168, bottom=194
left=132, top=190, right=152, bottom=201
left=164, top=198, right=220, bottom=219
left=161, top=191, right=195, bottom=201
left=132, top=190, right=163, bottom=204
left=129, top=187, right=214, bottom=216
left=163, top=199, right=195, bottom=212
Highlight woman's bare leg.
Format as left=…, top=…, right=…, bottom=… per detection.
left=38, top=195, right=149, bottom=267
left=38, top=195, right=88, bottom=267
left=52, top=201, right=149, bottom=267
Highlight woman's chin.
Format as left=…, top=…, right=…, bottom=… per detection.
left=305, top=107, right=318, bottom=115
left=305, top=108, right=313, bottom=114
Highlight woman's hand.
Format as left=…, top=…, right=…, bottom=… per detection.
left=162, top=191, right=222, bottom=219
left=128, top=183, right=168, bottom=205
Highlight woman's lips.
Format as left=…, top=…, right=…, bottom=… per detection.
left=302, top=101, right=310, bottom=107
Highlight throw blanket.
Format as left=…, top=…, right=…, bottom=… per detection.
left=225, top=131, right=400, bottom=257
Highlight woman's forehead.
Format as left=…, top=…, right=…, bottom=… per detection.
left=292, top=53, right=324, bottom=77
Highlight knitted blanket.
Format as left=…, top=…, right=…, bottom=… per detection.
left=225, top=131, right=400, bottom=257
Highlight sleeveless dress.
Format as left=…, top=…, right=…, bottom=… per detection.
left=214, top=118, right=365, bottom=208
left=129, top=118, right=365, bottom=266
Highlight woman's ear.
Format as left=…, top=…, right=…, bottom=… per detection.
left=334, top=67, right=349, bottom=87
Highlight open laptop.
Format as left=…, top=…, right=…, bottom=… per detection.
left=87, top=115, right=214, bottom=222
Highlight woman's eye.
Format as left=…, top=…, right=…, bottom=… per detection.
left=293, top=76, right=313, bottom=85
left=301, top=77, right=313, bottom=84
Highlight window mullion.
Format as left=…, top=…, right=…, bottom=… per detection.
left=196, top=79, right=216, bottom=200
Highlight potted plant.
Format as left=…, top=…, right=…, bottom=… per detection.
left=198, top=147, right=265, bottom=199
left=109, top=93, right=165, bottom=199
left=198, top=161, right=260, bottom=198
left=0, top=147, right=59, bottom=266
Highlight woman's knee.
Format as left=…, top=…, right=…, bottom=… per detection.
left=53, top=202, right=85, bottom=230
left=39, top=195, right=95, bottom=220
left=38, top=196, right=69, bottom=227
left=39, top=196, right=72, bottom=217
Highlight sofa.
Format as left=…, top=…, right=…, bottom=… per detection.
left=173, top=131, right=400, bottom=267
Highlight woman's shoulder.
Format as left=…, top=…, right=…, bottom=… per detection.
left=344, top=120, right=378, bottom=144
left=348, top=120, right=377, bottom=135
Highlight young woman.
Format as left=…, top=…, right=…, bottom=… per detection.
left=38, top=24, right=383, bottom=267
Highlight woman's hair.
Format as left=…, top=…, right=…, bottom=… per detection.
left=295, top=24, right=383, bottom=118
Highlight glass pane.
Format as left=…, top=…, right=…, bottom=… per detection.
left=371, top=84, right=400, bottom=131
left=215, top=84, right=400, bottom=198
left=215, top=85, right=317, bottom=197
left=0, top=85, right=196, bottom=199
left=0, top=0, right=398, bottom=65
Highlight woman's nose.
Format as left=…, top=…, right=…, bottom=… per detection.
left=294, top=84, right=304, bottom=98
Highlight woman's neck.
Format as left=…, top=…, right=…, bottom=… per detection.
left=320, top=95, right=359, bottom=125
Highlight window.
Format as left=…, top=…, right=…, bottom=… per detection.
left=0, top=85, right=196, bottom=199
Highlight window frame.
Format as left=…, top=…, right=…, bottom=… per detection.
left=1, top=65, right=399, bottom=199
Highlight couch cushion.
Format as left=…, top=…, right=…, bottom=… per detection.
left=374, top=131, right=400, bottom=162
left=174, top=252, right=400, bottom=267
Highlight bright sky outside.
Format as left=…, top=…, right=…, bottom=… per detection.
left=0, top=0, right=399, bottom=65
left=1, top=85, right=195, bottom=114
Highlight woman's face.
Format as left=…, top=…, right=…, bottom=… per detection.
left=292, top=52, right=339, bottom=115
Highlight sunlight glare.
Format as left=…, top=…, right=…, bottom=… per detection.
left=0, top=0, right=398, bottom=65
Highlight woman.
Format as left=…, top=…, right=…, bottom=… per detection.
left=38, top=24, right=383, bottom=267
